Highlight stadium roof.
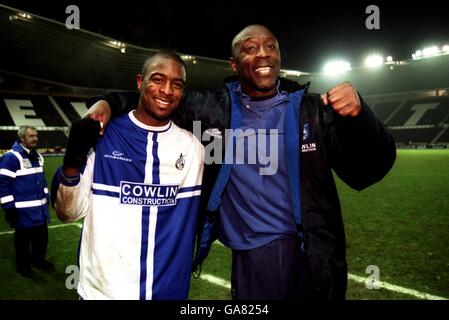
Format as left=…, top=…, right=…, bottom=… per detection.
left=0, top=5, right=227, bottom=92
left=0, top=4, right=310, bottom=94
left=1, top=4, right=449, bottom=97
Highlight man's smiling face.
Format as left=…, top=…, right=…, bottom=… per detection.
left=136, top=56, right=185, bottom=126
left=230, top=25, right=281, bottom=98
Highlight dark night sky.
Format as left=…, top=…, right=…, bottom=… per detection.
left=4, top=0, right=449, bottom=72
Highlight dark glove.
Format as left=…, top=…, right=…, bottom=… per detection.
left=64, top=118, right=101, bottom=168
left=4, top=207, right=19, bottom=226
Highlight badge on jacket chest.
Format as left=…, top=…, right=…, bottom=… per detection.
left=22, top=159, right=32, bottom=169
left=175, top=153, right=185, bottom=170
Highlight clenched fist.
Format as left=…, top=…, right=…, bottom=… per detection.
left=321, top=81, right=361, bottom=117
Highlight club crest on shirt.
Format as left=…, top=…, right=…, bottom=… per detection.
left=301, top=122, right=317, bottom=153
left=303, top=123, right=310, bottom=142
left=175, top=153, right=185, bottom=170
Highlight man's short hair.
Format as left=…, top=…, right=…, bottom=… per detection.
left=17, top=126, right=37, bottom=139
left=141, top=50, right=187, bottom=78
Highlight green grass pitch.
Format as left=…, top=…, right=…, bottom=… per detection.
left=0, top=149, right=448, bottom=299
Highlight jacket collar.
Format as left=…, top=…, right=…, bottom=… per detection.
left=224, top=76, right=310, bottom=94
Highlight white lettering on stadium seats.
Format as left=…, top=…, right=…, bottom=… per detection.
left=4, top=99, right=45, bottom=126
left=119, top=181, right=178, bottom=207
left=404, top=103, right=439, bottom=126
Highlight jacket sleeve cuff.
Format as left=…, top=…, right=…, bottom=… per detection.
left=59, top=172, right=81, bottom=187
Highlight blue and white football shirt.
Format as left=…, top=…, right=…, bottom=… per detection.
left=55, top=111, right=204, bottom=300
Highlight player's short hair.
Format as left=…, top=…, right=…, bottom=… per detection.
left=141, top=50, right=187, bottom=79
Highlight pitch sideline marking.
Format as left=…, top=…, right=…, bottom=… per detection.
left=347, top=273, right=447, bottom=300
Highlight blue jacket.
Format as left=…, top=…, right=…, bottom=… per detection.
left=0, top=142, right=50, bottom=228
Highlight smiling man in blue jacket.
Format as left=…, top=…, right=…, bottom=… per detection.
left=85, top=25, right=396, bottom=300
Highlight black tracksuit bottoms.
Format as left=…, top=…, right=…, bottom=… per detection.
left=231, top=233, right=313, bottom=300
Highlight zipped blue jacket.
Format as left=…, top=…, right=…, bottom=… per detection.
left=0, top=142, right=50, bottom=228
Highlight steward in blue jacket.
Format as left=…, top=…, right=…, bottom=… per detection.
left=0, top=126, right=52, bottom=277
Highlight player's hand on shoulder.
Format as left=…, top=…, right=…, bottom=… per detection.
left=84, top=100, right=111, bottom=135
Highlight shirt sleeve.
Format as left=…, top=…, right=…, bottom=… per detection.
left=53, top=151, right=95, bottom=223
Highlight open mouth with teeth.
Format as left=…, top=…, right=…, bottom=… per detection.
left=154, top=98, right=171, bottom=106
left=254, top=66, right=273, bottom=75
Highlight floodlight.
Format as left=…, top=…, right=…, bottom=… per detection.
left=323, top=60, right=351, bottom=75
left=422, top=46, right=440, bottom=57
left=364, top=54, right=384, bottom=68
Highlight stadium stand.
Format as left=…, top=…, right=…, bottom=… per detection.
left=365, top=90, right=449, bottom=147
left=1, top=4, right=449, bottom=153
left=437, top=126, right=449, bottom=143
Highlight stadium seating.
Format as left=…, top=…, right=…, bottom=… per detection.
left=0, top=95, right=85, bottom=153
left=367, top=94, right=449, bottom=146
left=1, top=90, right=448, bottom=154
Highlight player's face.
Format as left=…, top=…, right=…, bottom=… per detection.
left=136, top=57, right=185, bottom=126
left=21, top=128, right=38, bottom=149
left=230, top=26, right=281, bottom=98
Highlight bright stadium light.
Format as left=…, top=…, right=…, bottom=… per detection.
left=323, top=60, right=351, bottom=75
left=364, top=54, right=384, bottom=68
left=106, top=39, right=126, bottom=52
left=412, top=50, right=423, bottom=60
left=180, top=55, right=195, bottom=61
left=9, top=12, right=33, bottom=22
left=422, top=46, right=440, bottom=57
left=413, top=44, right=449, bottom=59
left=280, top=69, right=308, bottom=77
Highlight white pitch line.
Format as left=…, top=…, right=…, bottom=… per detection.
left=209, top=240, right=448, bottom=300
left=0, top=222, right=82, bottom=236
left=347, top=273, right=447, bottom=300
left=200, top=274, right=231, bottom=289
